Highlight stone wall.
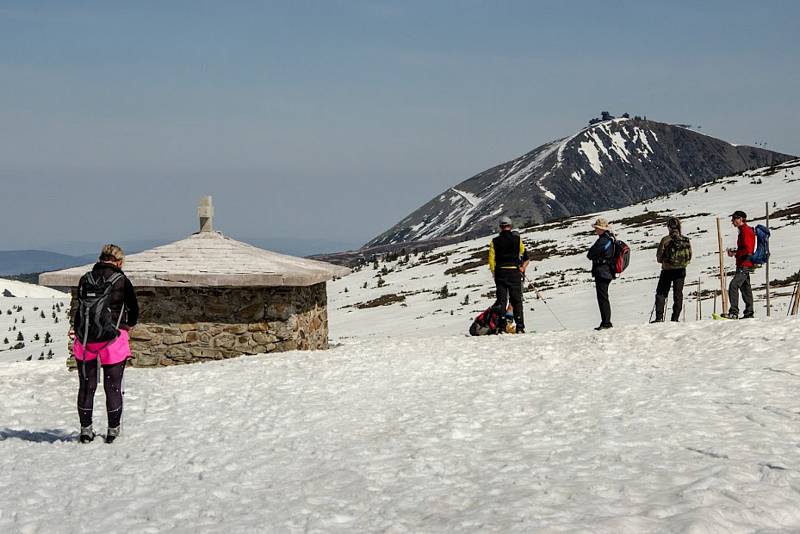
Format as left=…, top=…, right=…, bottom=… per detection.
left=68, top=283, right=328, bottom=367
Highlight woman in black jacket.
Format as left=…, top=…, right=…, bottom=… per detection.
left=587, top=218, right=615, bottom=330
left=72, top=244, right=139, bottom=444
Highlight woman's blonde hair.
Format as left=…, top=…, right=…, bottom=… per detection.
left=99, top=243, right=125, bottom=263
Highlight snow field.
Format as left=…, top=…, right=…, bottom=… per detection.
left=1, top=319, right=800, bottom=532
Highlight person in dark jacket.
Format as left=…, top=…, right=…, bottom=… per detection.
left=488, top=216, right=530, bottom=333
left=652, top=217, right=692, bottom=322
left=72, top=244, right=139, bottom=444
left=587, top=217, right=615, bottom=330
left=725, top=210, right=755, bottom=319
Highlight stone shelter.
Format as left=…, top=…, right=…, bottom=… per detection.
left=40, top=197, right=349, bottom=367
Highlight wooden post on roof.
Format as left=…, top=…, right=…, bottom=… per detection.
left=765, top=201, right=771, bottom=317
left=716, top=218, right=729, bottom=314
left=198, top=196, right=214, bottom=233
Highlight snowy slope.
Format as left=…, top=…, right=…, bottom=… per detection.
left=1, top=319, right=799, bottom=532
left=0, top=278, right=67, bottom=299
left=331, top=160, right=800, bottom=337
left=0, top=297, right=70, bottom=364
left=0, top=280, right=69, bottom=365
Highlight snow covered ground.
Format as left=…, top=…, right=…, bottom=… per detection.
left=0, top=293, right=70, bottom=365
left=1, top=319, right=799, bottom=532
left=1, top=161, right=800, bottom=532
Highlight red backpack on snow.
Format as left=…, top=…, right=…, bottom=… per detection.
left=469, top=307, right=504, bottom=336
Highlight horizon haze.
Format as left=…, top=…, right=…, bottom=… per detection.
left=1, top=1, right=798, bottom=253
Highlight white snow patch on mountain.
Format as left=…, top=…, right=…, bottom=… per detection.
left=579, top=139, right=604, bottom=174
left=503, top=140, right=561, bottom=188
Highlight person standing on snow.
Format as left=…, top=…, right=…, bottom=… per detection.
left=587, top=217, right=615, bottom=330
left=652, top=217, right=692, bottom=322
left=488, top=216, right=530, bottom=333
left=72, top=244, right=139, bottom=444
left=725, top=210, right=755, bottom=319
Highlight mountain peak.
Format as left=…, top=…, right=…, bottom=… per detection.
left=366, top=119, right=795, bottom=247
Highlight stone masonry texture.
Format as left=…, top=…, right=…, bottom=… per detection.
left=68, top=283, right=328, bottom=367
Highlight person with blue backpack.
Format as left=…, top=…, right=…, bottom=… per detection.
left=587, top=217, right=615, bottom=330
left=72, top=244, right=139, bottom=443
left=725, top=211, right=756, bottom=319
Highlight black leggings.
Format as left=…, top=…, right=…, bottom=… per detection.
left=77, top=360, right=126, bottom=428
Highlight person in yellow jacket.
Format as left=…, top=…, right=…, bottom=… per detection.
left=488, top=216, right=530, bottom=333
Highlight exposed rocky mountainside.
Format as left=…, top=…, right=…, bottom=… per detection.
left=367, top=119, right=795, bottom=247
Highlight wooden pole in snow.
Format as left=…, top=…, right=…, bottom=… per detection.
left=697, top=277, right=702, bottom=320
left=716, top=218, right=729, bottom=315
left=791, top=278, right=800, bottom=316
left=765, top=202, right=771, bottom=317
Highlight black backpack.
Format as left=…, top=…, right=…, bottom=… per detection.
left=75, top=271, right=125, bottom=344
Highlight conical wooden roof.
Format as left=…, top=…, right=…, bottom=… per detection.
left=40, top=231, right=350, bottom=288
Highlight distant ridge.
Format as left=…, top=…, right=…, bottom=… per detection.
left=0, top=250, right=95, bottom=277
left=367, top=118, right=795, bottom=247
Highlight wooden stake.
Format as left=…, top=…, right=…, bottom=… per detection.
left=697, top=277, right=702, bottom=320
left=765, top=201, right=771, bottom=317
left=716, top=218, right=729, bottom=315
left=792, top=278, right=800, bottom=316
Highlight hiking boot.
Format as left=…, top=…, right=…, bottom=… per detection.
left=724, top=312, right=739, bottom=320
left=516, top=327, right=525, bottom=334
left=649, top=318, right=664, bottom=324
left=594, top=323, right=613, bottom=331
left=741, top=313, right=754, bottom=319
left=105, top=426, right=120, bottom=444
left=79, top=425, right=95, bottom=444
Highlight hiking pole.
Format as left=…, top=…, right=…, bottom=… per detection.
left=789, top=275, right=800, bottom=316
left=649, top=302, right=656, bottom=323
left=524, top=274, right=567, bottom=330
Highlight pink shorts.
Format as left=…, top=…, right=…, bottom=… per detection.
left=74, top=329, right=131, bottom=366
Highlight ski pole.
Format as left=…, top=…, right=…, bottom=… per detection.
left=524, top=274, right=567, bottom=330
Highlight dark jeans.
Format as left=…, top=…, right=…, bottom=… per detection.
left=494, top=268, right=524, bottom=329
left=77, top=359, right=126, bottom=428
left=728, top=268, right=754, bottom=316
left=594, top=277, right=612, bottom=326
left=654, top=268, right=686, bottom=321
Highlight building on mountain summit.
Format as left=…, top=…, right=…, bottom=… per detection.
left=40, top=197, right=350, bottom=367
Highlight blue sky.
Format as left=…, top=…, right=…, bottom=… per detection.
left=1, top=0, right=798, bottom=253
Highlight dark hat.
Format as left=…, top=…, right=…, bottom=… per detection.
left=730, top=210, right=747, bottom=220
